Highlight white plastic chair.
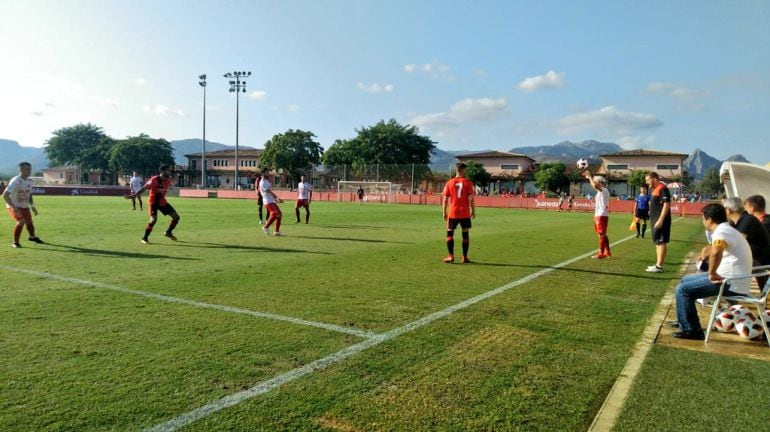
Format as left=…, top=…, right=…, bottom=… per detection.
left=704, top=265, right=770, bottom=346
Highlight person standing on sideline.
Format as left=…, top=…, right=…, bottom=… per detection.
left=645, top=172, right=671, bottom=272
left=127, top=164, right=180, bottom=243
left=260, top=168, right=283, bottom=236
left=3, top=162, right=44, bottom=248
left=357, top=186, right=365, bottom=204
left=584, top=171, right=611, bottom=259
left=567, top=194, right=574, bottom=212
left=633, top=185, right=651, bottom=238
left=442, top=162, right=476, bottom=264
left=558, top=192, right=565, bottom=212
left=672, top=203, right=753, bottom=340
left=129, top=171, right=144, bottom=210
left=294, top=175, right=312, bottom=224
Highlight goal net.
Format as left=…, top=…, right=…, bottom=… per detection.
left=337, top=181, right=393, bottom=203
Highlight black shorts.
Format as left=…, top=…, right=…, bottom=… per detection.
left=651, top=219, right=671, bottom=244
left=447, top=218, right=472, bottom=230
left=635, top=208, right=650, bottom=220
left=150, top=203, right=176, bottom=217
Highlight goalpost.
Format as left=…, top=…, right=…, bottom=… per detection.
left=337, top=181, right=394, bottom=203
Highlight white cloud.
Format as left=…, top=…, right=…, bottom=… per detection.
left=473, top=69, right=488, bottom=77
left=145, top=104, right=184, bottom=117
left=131, top=78, right=149, bottom=86
left=558, top=106, right=662, bottom=135
left=249, top=90, right=267, bottom=101
left=617, top=135, right=657, bottom=149
left=403, top=61, right=455, bottom=81
left=287, top=104, right=301, bottom=112
left=518, top=70, right=566, bottom=92
left=645, top=82, right=711, bottom=110
left=411, top=97, right=507, bottom=130
left=356, top=82, right=395, bottom=93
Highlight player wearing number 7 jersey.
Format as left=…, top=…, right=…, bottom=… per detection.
left=442, top=162, right=476, bottom=264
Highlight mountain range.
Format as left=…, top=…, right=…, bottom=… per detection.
left=0, top=138, right=751, bottom=180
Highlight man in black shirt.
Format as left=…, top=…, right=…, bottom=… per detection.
left=645, top=172, right=671, bottom=273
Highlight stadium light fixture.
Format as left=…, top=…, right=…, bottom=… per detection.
left=198, top=74, right=207, bottom=188
left=223, top=70, right=251, bottom=190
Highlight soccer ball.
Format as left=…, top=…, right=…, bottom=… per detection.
left=713, top=310, right=738, bottom=333
left=576, top=158, right=589, bottom=170
left=735, top=317, right=765, bottom=339
left=727, top=304, right=753, bottom=321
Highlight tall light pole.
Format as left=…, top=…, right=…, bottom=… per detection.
left=223, top=70, right=251, bottom=190
left=198, top=74, right=207, bottom=188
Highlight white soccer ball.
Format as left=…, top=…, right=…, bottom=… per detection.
left=727, top=305, right=752, bottom=321
left=576, top=158, right=589, bottom=170
left=713, top=310, right=738, bottom=333
left=735, top=317, right=765, bottom=339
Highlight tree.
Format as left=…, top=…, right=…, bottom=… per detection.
left=627, top=169, right=648, bottom=195
left=464, top=161, right=492, bottom=189
left=323, top=119, right=435, bottom=166
left=696, top=166, right=722, bottom=197
left=534, top=162, right=569, bottom=193
left=260, top=129, right=323, bottom=179
left=109, top=134, right=175, bottom=177
left=45, top=123, right=109, bottom=167
left=323, top=119, right=436, bottom=183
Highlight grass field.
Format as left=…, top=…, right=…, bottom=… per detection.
left=2, top=195, right=766, bottom=431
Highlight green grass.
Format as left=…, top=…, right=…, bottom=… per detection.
left=0, top=196, right=729, bottom=431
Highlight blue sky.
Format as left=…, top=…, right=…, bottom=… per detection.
left=1, top=0, right=768, bottom=163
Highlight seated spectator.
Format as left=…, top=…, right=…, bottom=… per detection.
left=744, top=194, right=770, bottom=235
left=673, top=203, right=753, bottom=340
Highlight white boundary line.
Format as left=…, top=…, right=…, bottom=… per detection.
left=0, top=264, right=376, bottom=339
left=145, top=234, right=640, bottom=432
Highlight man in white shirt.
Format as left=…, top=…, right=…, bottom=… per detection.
left=3, top=162, right=44, bottom=248
left=259, top=168, right=283, bottom=236
left=673, top=203, right=753, bottom=340
left=129, top=171, right=144, bottom=210
left=294, top=175, right=313, bottom=224
left=584, top=171, right=611, bottom=259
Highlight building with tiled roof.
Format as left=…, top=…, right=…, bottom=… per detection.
left=184, top=148, right=264, bottom=189
left=455, top=151, right=536, bottom=178
left=598, top=149, right=688, bottom=181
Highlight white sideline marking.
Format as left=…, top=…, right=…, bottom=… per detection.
left=145, top=234, right=639, bottom=432
left=0, top=265, right=376, bottom=339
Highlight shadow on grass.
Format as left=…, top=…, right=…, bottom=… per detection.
left=469, top=261, right=680, bottom=281
left=290, top=235, right=412, bottom=244
left=311, top=224, right=392, bottom=230
left=163, top=240, right=333, bottom=254
left=34, top=243, right=199, bottom=260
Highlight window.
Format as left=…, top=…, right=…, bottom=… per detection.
left=606, top=164, right=629, bottom=170
left=656, top=164, right=679, bottom=170
left=500, top=164, right=519, bottom=170
left=192, top=160, right=197, bottom=169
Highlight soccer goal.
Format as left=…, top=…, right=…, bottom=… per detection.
left=337, top=181, right=393, bottom=203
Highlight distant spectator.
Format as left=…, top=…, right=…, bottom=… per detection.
left=744, top=195, right=770, bottom=235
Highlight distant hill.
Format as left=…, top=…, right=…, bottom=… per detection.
left=509, top=140, right=622, bottom=163
left=0, top=140, right=48, bottom=176
left=429, top=148, right=465, bottom=172
left=684, top=148, right=722, bottom=180
left=725, top=154, right=750, bottom=163
left=170, top=139, right=239, bottom=164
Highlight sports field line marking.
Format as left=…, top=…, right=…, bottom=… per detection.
left=144, top=233, right=640, bottom=432
left=588, top=249, right=693, bottom=431
left=0, top=264, right=376, bottom=339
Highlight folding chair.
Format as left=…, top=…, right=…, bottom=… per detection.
left=705, top=265, right=770, bottom=347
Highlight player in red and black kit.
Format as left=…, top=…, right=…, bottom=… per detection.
left=127, top=164, right=180, bottom=243
left=442, top=162, right=476, bottom=264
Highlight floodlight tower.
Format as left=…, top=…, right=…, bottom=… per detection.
left=198, top=74, right=207, bottom=188
left=223, top=70, right=251, bottom=189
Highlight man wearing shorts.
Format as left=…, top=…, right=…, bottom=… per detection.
left=294, top=175, right=312, bottom=224
left=633, top=185, right=651, bottom=238
left=260, top=168, right=283, bottom=236
left=584, top=171, right=611, bottom=259
left=645, top=172, right=671, bottom=272
left=442, top=162, right=476, bottom=264
left=129, top=171, right=144, bottom=211
left=3, top=161, right=44, bottom=248
left=127, top=164, right=180, bottom=243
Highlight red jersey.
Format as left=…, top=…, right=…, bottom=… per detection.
left=146, top=175, right=170, bottom=207
left=442, top=177, right=475, bottom=219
